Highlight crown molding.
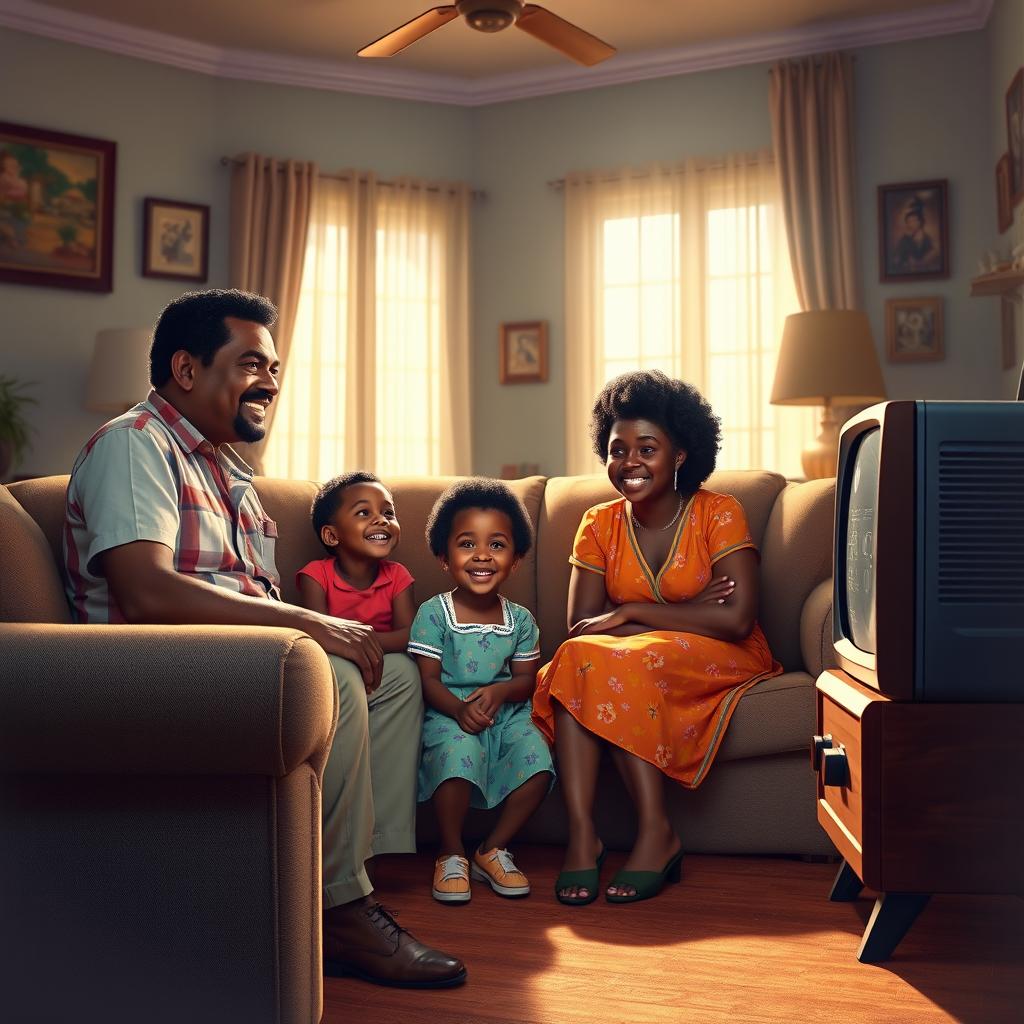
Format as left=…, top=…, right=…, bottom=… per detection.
left=0, top=0, right=995, bottom=107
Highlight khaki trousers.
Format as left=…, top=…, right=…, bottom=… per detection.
left=321, top=652, right=423, bottom=909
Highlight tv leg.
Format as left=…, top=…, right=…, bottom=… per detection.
left=829, top=860, right=864, bottom=902
left=857, top=892, right=930, bottom=963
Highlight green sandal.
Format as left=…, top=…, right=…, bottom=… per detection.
left=554, top=846, right=607, bottom=906
left=605, top=847, right=684, bottom=904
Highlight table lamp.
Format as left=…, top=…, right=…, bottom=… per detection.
left=770, top=310, right=887, bottom=480
left=86, top=328, right=152, bottom=413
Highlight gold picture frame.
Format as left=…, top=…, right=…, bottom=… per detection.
left=142, top=196, right=209, bottom=282
left=499, top=320, right=548, bottom=384
left=885, top=297, right=944, bottom=363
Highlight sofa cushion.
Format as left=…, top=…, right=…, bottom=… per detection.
left=1, top=482, right=71, bottom=624
left=714, top=670, right=815, bottom=763
left=536, top=470, right=788, bottom=661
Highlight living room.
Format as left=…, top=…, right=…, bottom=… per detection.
left=1, top=1, right=1022, bottom=1023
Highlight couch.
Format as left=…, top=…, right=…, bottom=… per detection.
left=0, top=468, right=836, bottom=1023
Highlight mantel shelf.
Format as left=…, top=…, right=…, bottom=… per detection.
left=969, top=269, right=1024, bottom=297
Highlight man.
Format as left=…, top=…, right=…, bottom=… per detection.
left=63, top=288, right=465, bottom=989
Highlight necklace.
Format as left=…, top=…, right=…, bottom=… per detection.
left=631, top=495, right=684, bottom=533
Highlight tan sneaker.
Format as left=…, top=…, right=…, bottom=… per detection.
left=471, top=847, right=530, bottom=897
left=432, top=854, right=471, bottom=903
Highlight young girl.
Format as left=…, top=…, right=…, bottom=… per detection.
left=296, top=470, right=415, bottom=654
left=409, top=479, right=554, bottom=904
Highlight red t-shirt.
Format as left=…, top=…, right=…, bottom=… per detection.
left=295, top=558, right=414, bottom=631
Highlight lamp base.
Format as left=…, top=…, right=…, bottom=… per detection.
left=801, top=404, right=840, bottom=480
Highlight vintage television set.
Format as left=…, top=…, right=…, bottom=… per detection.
left=833, top=399, right=1024, bottom=701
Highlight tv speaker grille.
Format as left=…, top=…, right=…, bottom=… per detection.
left=937, top=443, right=1024, bottom=604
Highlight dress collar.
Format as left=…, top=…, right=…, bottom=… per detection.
left=439, top=590, right=515, bottom=635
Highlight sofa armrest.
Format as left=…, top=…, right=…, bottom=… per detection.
left=0, top=624, right=337, bottom=777
left=799, top=579, right=838, bottom=680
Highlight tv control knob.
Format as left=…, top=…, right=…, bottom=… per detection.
left=822, top=747, right=848, bottom=787
left=811, top=734, right=834, bottom=770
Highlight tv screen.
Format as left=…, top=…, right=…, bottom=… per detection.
left=843, top=428, right=880, bottom=655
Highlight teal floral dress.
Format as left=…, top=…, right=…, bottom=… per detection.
left=409, top=592, right=555, bottom=808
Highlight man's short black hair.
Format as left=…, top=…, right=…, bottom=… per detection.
left=149, top=289, right=278, bottom=387
left=425, top=478, right=533, bottom=557
left=311, top=471, right=384, bottom=553
left=589, top=370, right=721, bottom=495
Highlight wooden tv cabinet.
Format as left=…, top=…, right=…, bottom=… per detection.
left=812, top=668, right=1024, bottom=962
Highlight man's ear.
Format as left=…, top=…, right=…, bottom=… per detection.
left=170, top=350, right=197, bottom=392
left=320, top=524, right=339, bottom=549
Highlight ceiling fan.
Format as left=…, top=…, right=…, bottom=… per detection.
left=357, top=1, right=616, bottom=67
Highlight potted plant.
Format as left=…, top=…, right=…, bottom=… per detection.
left=0, top=376, right=37, bottom=480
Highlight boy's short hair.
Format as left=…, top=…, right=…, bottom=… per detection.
left=311, top=471, right=384, bottom=553
left=425, top=478, right=533, bottom=557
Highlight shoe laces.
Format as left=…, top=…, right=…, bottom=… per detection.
left=438, top=854, right=469, bottom=882
left=365, top=902, right=405, bottom=944
left=490, top=848, right=518, bottom=876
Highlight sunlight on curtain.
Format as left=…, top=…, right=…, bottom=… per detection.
left=565, top=153, right=815, bottom=479
left=263, top=177, right=471, bottom=481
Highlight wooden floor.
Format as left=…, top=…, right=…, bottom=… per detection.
left=323, top=846, right=1024, bottom=1024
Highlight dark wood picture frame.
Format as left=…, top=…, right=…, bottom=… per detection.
left=1006, top=66, right=1024, bottom=206
left=997, top=153, right=1014, bottom=234
left=877, top=180, right=949, bottom=283
left=142, top=197, right=209, bottom=282
left=885, top=296, right=944, bottom=364
left=0, top=120, right=116, bottom=292
left=499, top=320, right=548, bottom=384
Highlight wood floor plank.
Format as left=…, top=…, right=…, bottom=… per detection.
left=322, top=847, right=1024, bottom=1024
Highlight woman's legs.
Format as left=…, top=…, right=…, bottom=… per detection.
left=554, top=702, right=605, bottom=899
left=432, top=778, right=472, bottom=856
left=480, top=771, right=551, bottom=853
left=607, top=750, right=682, bottom=897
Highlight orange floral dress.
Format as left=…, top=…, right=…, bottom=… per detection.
left=532, top=489, right=781, bottom=788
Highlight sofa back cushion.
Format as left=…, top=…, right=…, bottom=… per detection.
left=536, top=470, right=787, bottom=662
left=255, top=474, right=547, bottom=615
left=1, top=480, right=72, bottom=624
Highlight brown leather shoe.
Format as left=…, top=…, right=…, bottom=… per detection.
left=323, top=897, right=467, bottom=988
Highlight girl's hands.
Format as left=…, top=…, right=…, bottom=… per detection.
left=460, top=683, right=508, bottom=730
left=569, top=606, right=627, bottom=637
left=691, top=575, right=735, bottom=605
left=455, top=695, right=494, bottom=735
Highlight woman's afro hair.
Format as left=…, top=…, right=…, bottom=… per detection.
left=589, top=370, right=721, bottom=494
left=426, top=478, right=533, bottom=557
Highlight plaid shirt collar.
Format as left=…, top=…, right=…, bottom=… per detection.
left=144, top=389, right=255, bottom=481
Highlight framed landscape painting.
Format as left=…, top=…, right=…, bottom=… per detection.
left=0, top=121, right=116, bottom=292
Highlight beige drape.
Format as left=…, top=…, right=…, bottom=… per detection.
left=564, top=152, right=815, bottom=479
left=229, top=153, right=317, bottom=469
left=263, top=174, right=472, bottom=481
left=769, top=52, right=859, bottom=311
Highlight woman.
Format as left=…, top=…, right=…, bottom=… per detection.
left=532, top=370, right=781, bottom=905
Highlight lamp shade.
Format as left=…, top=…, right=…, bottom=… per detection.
left=770, top=310, right=886, bottom=406
left=86, top=328, right=152, bottom=413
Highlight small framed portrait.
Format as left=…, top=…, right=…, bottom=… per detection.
left=997, top=153, right=1014, bottom=234
left=142, top=197, right=209, bottom=281
left=499, top=320, right=548, bottom=384
left=877, top=180, right=949, bottom=282
left=885, top=297, right=944, bottom=363
left=1002, top=296, right=1017, bottom=372
left=1006, top=67, right=1024, bottom=205
left=0, top=120, right=116, bottom=292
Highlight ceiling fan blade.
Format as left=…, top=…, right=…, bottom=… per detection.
left=516, top=4, right=616, bottom=66
left=357, top=7, right=459, bottom=58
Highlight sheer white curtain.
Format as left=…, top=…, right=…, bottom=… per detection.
left=564, top=151, right=815, bottom=478
left=264, top=175, right=472, bottom=480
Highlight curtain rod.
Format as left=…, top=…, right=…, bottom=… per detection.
left=547, top=153, right=771, bottom=191
left=219, top=157, right=485, bottom=200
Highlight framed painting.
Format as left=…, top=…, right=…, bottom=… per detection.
left=885, top=297, right=944, bottom=363
left=0, top=121, right=116, bottom=292
left=499, top=320, right=548, bottom=384
left=1006, top=67, right=1024, bottom=205
left=877, top=180, right=949, bottom=282
left=997, top=153, right=1013, bottom=234
left=142, top=197, right=209, bottom=282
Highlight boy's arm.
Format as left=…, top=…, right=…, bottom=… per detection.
left=296, top=573, right=329, bottom=614
left=376, top=584, right=415, bottom=654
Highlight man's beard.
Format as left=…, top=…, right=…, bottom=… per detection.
left=233, top=410, right=267, bottom=443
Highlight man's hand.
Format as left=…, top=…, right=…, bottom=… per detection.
left=463, top=683, right=507, bottom=721
left=690, top=575, right=736, bottom=605
left=304, top=615, right=384, bottom=693
left=454, top=698, right=493, bottom=735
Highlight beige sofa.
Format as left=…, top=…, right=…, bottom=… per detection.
left=0, top=468, right=835, bottom=1023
